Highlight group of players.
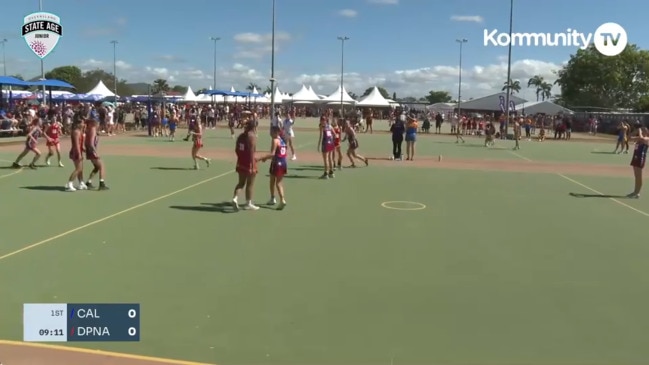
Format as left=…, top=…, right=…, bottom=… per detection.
left=226, top=109, right=369, bottom=210
left=10, top=102, right=109, bottom=191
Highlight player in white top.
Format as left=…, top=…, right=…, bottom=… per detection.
left=282, top=112, right=296, bottom=160
left=107, top=106, right=115, bottom=136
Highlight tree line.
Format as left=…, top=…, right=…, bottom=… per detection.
left=8, top=45, right=649, bottom=111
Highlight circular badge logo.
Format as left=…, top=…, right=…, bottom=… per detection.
left=593, top=22, right=627, bottom=57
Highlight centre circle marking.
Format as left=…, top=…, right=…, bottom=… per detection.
left=380, top=201, right=426, bottom=211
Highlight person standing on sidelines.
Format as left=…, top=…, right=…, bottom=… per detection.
left=455, top=116, right=466, bottom=143
left=282, top=111, right=297, bottom=160
left=258, top=126, right=288, bottom=208
left=270, top=111, right=281, bottom=136
left=232, top=121, right=260, bottom=210
left=389, top=114, right=405, bottom=160
left=628, top=123, right=649, bottom=199
left=405, top=114, right=418, bottom=161
left=513, top=117, right=522, bottom=150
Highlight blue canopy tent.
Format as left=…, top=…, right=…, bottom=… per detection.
left=29, top=79, right=76, bottom=106
left=0, top=76, right=32, bottom=111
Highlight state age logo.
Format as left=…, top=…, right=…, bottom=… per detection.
left=22, top=12, right=63, bottom=59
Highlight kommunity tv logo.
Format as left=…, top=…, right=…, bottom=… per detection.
left=483, top=22, right=628, bottom=56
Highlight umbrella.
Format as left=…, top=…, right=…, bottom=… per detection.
left=102, top=101, right=115, bottom=107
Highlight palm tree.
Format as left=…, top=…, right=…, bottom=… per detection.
left=527, top=75, right=544, bottom=101
left=540, top=82, right=552, bottom=101
left=246, top=83, right=260, bottom=92
left=502, top=79, right=521, bottom=94
left=152, top=79, right=170, bottom=94
left=263, top=85, right=272, bottom=94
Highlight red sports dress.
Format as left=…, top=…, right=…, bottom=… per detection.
left=45, top=123, right=62, bottom=147
left=235, top=133, right=257, bottom=175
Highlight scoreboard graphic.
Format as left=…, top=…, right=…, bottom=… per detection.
left=23, top=303, right=140, bottom=342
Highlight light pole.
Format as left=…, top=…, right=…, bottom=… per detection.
left=38, top=0, right=46, bottom=105
left=1, top=38, right=6, bottom=109
left=337, top=36, right=349, bottom=118
left=269, top=0, right=277, bottom=120
left=1, top=38, right=7, bottom=76
left=503, top=0, right=514, bottom=136
left=210, top=37, right=220, bottom=90
left=455, top=38, right=467, bottom=120
left=110, top=40, right=118, bottom=100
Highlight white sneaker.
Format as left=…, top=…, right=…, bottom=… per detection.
left=65, top=183, right=76, bottom=192
left=78, top=182, right=88, bottom=190
left=243, top=203, right=260, bottom=210
left=278, top=201, right=287, bottom=209
left=232, top=197, right=240, bottom=211
left=205, top=159, right=211, bottom=167
left=58, top=161, right=64, bottom=167
left=291, top=155, right=297, bottom=161
left=45, top=159, right=51, bottom=166
left=267, top=198, right=276, bottom=205
left=627, top=193, right=640, bottom=199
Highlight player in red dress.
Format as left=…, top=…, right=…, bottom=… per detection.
left=257, top=126, right=288, bottom=208
left=44, top=119, right=64, bottom=167
left=84, top=109, right=109, bottom=190
left=189, top=120, right=210, bottom=169
left=232, top=121, right=259, bottom=210
left=65, top=119, right=88, bottom=191
left=12, top=119, right=44, bottom=169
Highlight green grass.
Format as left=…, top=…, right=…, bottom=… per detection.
left=1, top=128, right=648, bottom=365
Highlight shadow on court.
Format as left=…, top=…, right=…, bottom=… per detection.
left=0, top=165, right=18, bottom=170
left=569, top=192, right=629, bottom=198
left=590, top=151, right=617, bottom=154
left=150, top=167, right=195, bottom=171
left=170, top=202, right=238, bottom=214
left=292, top=165, right=325, bottom=171
left=20, top=185, right=67, bottom=192
left=281, top=174, right=319, bottom=179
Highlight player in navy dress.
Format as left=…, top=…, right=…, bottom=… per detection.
left=628, top=124, right=649, bottom=198
left=258, top=126, right=287, bottom=208
left=12, top=119, right=44, bottom=169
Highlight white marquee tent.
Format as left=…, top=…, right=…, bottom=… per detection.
left=87, top=80, right=116, bottom=98
left=459, top=92, right=526, bottom=111
left=515, top=100, right=573, bottom=115
left=322, top=85, right=356, bottom=104
left=181, top=86, right=198, bottom=102
left=290, top=84, right=320, bottom=103
left=356, top=86, right=391, bottom=107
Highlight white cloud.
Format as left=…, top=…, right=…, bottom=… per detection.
left=450, top=15, right=484, bottom=23
left=367, top=0, right=398, bottom=4
left=73, top=58, right=560, bottom=100
left=233, top=32, right=290, bottom=44
left=338, top=9, right=358, bottom=18
left=154, top=55, right=186, bottom=63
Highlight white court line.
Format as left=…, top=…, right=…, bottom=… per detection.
left=0, top=141, right=316, bottom=262
left=0, top=170, right=235, bottom=262
left=507, top=150, right=649, bottom=218
left=507, top=150, right=533, bottom=162
left=0, top=168, right=22, bottom=180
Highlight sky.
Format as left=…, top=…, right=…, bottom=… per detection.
left=0, top=0, right=645, bottom=101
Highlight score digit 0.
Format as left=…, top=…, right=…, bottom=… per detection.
left=128, top=309, right=137, bottom=318
left=128, top=327, right=137, bottom=336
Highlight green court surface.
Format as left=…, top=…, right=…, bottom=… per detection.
left=1, top=127, right=649, bottom=365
